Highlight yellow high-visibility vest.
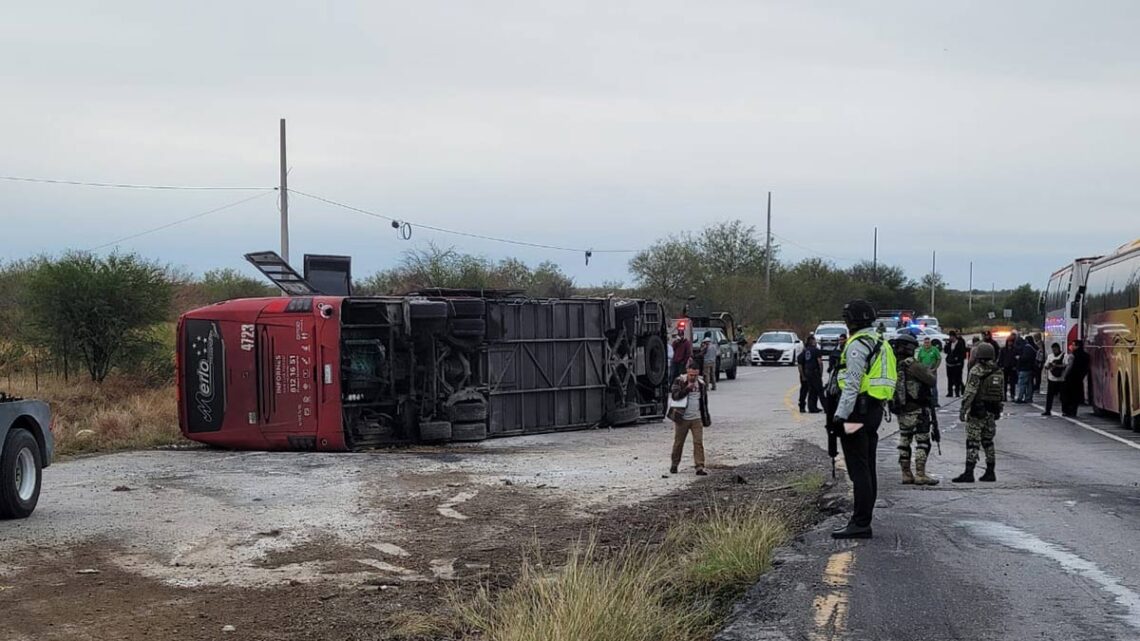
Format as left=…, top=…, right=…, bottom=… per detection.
left=838, top=328, right=897, bottom=401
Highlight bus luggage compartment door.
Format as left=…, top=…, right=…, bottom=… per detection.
left=484, top=300, right=607, bottom=435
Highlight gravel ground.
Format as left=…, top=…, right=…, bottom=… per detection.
left=0, top=365, right=832, bottom=640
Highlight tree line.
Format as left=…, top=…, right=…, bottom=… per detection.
left=0, top=221, right=1042, bottom=385
left=0, top=248, right=579, bottom=385
left=626, top=220, right=1042, bottom=338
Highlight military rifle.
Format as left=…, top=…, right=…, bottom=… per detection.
left=930, top=395, right=966, bottom=455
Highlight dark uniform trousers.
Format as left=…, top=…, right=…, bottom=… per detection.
left=799, top=370, right=823, bottom=411
left=839, top=398, right=883, bottom=528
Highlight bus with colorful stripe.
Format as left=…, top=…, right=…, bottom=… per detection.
left=1083, top=239, right=1140, bottom=431
left=1041, top=256, right=1100, bottom=354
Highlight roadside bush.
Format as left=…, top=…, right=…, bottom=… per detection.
left=200, top=267, right=275, bottom=302
left=356, top=244, right=575, bottom=297
left=24, top=252, right=172, bottom=382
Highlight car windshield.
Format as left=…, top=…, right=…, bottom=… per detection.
left=815, top=327, right=844, bottom=336
left=691, top=328, right=721, bottom=342
left=757, top=333, right=793, bottom=343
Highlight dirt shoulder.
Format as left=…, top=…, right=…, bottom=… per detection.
left=0, top=441, right=835, bottom=641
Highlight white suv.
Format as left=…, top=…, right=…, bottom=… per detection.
left=813, top=322, right=849, bottom=354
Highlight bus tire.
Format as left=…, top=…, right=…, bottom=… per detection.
left=449, top=401, right=488, bottom=423
left=449, top=299, right=485, bottom=318
left=1122, top=380, right=1136, bottom=432
left=451, top=421, right=487, bottom=442
left=606, top=405, right=640, bottom=426
left=410, top=301, right=449, bottom=321
left=642, top=335, right=667, bottom=386
left=419, top=421, right=452, bottom=442
left=614, top=301, right=639, bottom=323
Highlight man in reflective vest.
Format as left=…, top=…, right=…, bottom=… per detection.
left=827, top=299, right=897, bottom=539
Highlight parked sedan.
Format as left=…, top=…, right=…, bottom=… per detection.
left=914, top=326, right=950, bottom=349
left=751, top=331, right=803, bottom=366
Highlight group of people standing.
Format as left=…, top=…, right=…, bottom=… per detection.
left=969, top=330, right=1090, bottom=417
left=669, top=331, right=719, bottom=392
left=663, top=311, right=1097, bottom=535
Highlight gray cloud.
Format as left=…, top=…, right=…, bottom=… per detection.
left=2, top=0, right=1138, bottom=290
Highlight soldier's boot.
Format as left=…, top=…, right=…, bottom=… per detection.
left=900, top=462, right=915, bottom=485
left=914, top=459, right=939, bottom=486
left=979, top=463, right=996, bottom=482
left=951, top=462, right=975, bottom=483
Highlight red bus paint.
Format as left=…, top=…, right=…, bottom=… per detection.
left=178, top=294, right=669, bottom=451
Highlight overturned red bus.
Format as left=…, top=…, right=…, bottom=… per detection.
left=177, top=252, right=670, bottom=451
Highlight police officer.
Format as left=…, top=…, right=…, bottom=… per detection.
left=797, top=335, right=824, bottom=413
left=827, top=300, right=896, bottom=539
left=953, top=342, right=1004, bottom=483
left=891, top=334, right=939, bottom=486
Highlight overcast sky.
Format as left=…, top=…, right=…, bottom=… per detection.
left=3, top=1, right=1138, bottom=291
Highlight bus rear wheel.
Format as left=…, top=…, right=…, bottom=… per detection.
left=1122, top=380, right=1136, bottom=432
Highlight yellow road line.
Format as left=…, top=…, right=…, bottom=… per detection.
left=783, top=384, right=803, bottom=422
left=809, top=550, right=854, bottom=641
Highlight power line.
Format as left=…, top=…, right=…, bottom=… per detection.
left=87, top=190, right=275, bottom=251
left=287, top=188, right=639, bottom=254
left=770, top=232, right=859, bottom=264
left=0, top=174, right=272, bottom=191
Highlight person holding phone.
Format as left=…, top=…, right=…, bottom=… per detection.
left=668, top=360, right=711, bottom=476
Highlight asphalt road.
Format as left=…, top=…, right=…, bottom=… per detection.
left=719, top=373, right=1140, bottom=641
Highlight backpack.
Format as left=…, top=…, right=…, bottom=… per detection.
left=979, top=367, right=1005, bottom=402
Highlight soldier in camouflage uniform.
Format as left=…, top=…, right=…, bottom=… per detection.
left=953, top=342, right=1003, bottom=483
left=891, top=334, right=939, bottom=485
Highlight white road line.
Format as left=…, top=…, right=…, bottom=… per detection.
left=1031, top=403, right=1140, bottom=452
left=960, top=520, right=1140, bottom=633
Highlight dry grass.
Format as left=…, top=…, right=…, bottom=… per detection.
left=791, top=472, right=826, bottom=495
left=668, top=504, right=789, bottom=596
left=458, top=506, right=789, bottom=641
left=4, top=374, right=180, bottom=455
left=457, top=538, right=707, bottom=641
left=383, top=611, right=456, bottom=640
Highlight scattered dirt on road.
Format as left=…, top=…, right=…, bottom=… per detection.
left=0, top=442, right=834, bottom=641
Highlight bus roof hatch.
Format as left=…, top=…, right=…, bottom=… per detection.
left=244, top=251, right=319, bottom=296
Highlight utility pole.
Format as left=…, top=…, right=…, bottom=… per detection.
left=991, top=283, right=995, bottom=306
left=930, top=250, right=936, bottom=314
left=279, top=118, right=290, bottom=264
left=764, top=191, right=772, bottom=297
left=872, top=226, right=878, bottom=279
left=968, top=261, right=973, bottom=312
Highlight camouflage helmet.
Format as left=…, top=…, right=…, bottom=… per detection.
left=973, top=342, right=996, bottom=361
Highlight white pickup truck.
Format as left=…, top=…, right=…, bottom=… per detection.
left=1, top=392, right=53, bottom=518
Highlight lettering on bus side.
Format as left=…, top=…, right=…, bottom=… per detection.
left=183, top=319, right=227, bottom=433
